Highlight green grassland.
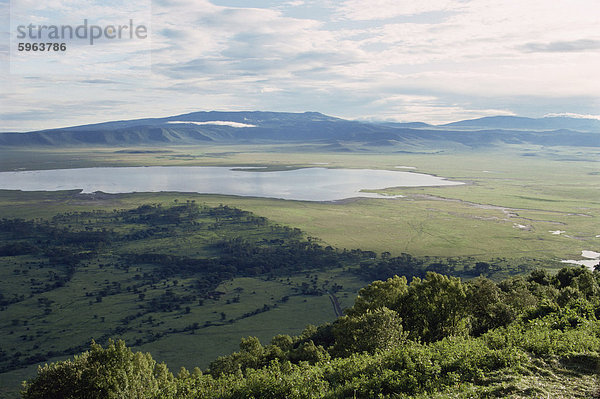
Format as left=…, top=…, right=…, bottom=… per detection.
left=0, top=144, right=598, bottom=261
left=0, top=144, right=598, bottom=397
left=0, top=202, right=371, bottom=398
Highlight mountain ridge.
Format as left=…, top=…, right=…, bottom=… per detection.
left=1, top=111, right=599, bottom=148
left=441, top=115, right=600, bottom=132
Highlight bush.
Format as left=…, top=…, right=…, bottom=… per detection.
left=21, top=340, right=174, bottom=399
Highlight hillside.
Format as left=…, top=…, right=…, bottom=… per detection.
left=2, top=200, right=599, bottom=398
left=21, top=266, right=600, bottom=398
left=1, top=112, right=599, bottom=148
left=1, top=199, right=575, bottom=398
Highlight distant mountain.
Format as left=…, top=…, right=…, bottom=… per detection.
left=441, top=115, right=600, bottom=132
left=375, top=121, right=434, bottom=129
left=1, top=111, right=598, bottom=148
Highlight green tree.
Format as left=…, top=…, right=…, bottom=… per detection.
left=289, top=341, right=330, bottom=364
left=497, top=276, right=538, bottom=314
left=399, top=272, right=469, bottom=342
left=467, top=277, right=515, bottom=336
left=21, top=339, right=174, bottom=399
left=332, top=307, right=406, bottom=356
left=573, top=270, right=599, bottom=299
left=347, top=275, right=408, bottom=316
left=209, top=337, right=265, bottom=377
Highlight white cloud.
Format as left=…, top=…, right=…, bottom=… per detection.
left=329, top=0, right=600, bottom=100
left=371, top=94, right=439, bottom=105
left=167, top=120, right=256, bottom=127
left=545, top=113, right=600, bottom=120
left=8, top=0, right=152, bottom=76
left=284, top=1, right=305, bottom=7
left=359, top=93, right=516, bottom=124
left=260, top=87, right=284, bottom=93
left=150, top=1, right=341, bottom=74
left=2, top=0, right=600, bottom=130
left=336, top=0, right=463, bottom=20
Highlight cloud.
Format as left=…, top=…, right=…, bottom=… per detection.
left=336, top=0, right=463, bottom=20
left=544, top=112, right=600, bottom=120
left=167, top=120, right=256, bottom=127
left=260, top=87, right=284, bottom=93
left=151, top=2, right=326, bottom=65
left=149, top=1, right=366, bottom=90
left=6, top=0, right=153, bottom=77
left=79, top=79, right=120, bottom=84
left=358, top=91, right=516, bottom=124
left=2, top=0, right=600, bottom=130
left=520, top=39, right=600, bottom=53
left=326, top=0, right=600, bottom=100
left=371, top=94, right=439, bottom=106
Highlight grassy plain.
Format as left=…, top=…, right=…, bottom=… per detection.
left=0, top=199, right=368, bottom=398
left=0, top=144, right=598, bottom=261
left=0, top=144, right=598, bottom=397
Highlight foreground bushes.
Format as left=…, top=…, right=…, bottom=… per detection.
left=21, top=340, right=174, bottom=399
left=22, top=266, right=600, bottom=398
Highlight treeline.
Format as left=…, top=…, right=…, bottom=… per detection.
left=1, top=202, right=353, bottom=307
left=356, top=252, right=537, bottom=281
left=0, top=202, right=537, bottom=317
left=22, top=266, right=600, bottom=398
left=214, top=237, right=348, bottom=275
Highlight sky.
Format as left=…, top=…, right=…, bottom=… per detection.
left=1, top=0, right=599, bottom=131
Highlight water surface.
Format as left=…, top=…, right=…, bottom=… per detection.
left=0, top=166, right=463, bottom=201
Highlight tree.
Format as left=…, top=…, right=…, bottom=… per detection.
left=289, top=341, right=330, bottom=364
left=573, top=270, right=599, bottom=299
left=209, top=337, right=265, bottom=377
left=467, top=277, right=514, bottom=336
left=332, top=307, right=405, bottom=356
left=398, top=272, right=469, bottom=342
left=553, top=266, right=586, bottom=289
left=347, top=273, right=470, bottom=343
left=270, top=334, right=293, bottom=351
left=21, top=340, right=174, bottom=399
left=347, top=275, right=408, bottom=316
left=527, top=269, right=551, bottom=285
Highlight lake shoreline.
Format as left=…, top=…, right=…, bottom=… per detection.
left=0, top=166, right=464, bottom=202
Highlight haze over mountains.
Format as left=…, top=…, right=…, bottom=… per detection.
left=1, top=111, right=599, bottom=149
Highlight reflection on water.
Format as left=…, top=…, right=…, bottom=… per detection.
left=0, top=166, right=463, bottom=202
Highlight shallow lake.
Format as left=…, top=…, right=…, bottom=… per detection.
left=0, top=166, right=463, bottom=201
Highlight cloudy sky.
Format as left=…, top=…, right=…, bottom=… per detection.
left=1, top=0, right=599, bottom=131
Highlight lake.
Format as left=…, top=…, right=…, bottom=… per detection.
left=0, top=166, right=464, bottom=201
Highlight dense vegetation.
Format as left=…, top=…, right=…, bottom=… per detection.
left=0, top=202, right=544, bottom=379
left=22, top=265, right=600, bottom=398
left=2, top=202, right=597, bottom=397
left=0, top=202, right=368, bottom=375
